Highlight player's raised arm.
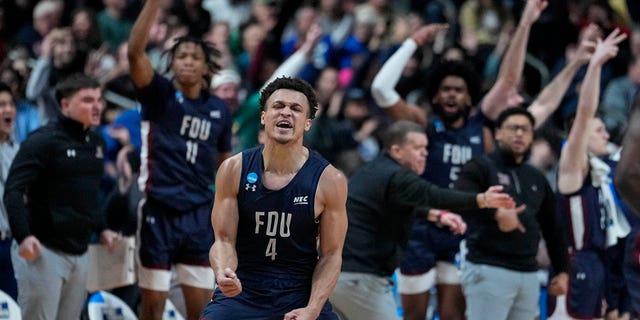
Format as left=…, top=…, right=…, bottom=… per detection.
left=371, top=23, right=448, bottom=126
left=481, top=0, right=547, bottom=120
left=558, top=29, right=626, bottom=194
left=127, top=0, right=159, bottom=88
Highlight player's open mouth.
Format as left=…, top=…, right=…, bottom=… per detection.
left=276, top=121, right=292, bottom=129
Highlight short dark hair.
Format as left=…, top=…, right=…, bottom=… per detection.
left=0, top=82, right=13, bottom=97
left=259, top=77, right=319, bottom=119
left=426, top=59, right=481, bottom=106
left=382, top=120, right=425, bottom=151
left=55, top=73, right=100, bottom=103
left=164, top=36, right=221, bottom=89
left=495, top=107, right=536, bottom=129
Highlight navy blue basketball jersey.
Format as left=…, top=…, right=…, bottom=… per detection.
left=423, top=112, right=486, bottom=188
left=557, top=174, right=607, bottom=251
left=236, top=145, right=329, bottom=287
left=136, top=74, right=232, bottom=211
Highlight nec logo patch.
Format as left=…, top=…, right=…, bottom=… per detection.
left=210, top=110, right=221, bottom=119
left=293, top=196, right=308, bottom=205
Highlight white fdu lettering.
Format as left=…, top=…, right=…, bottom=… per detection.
left=179, top=115, right=212, bottom=140
left=254, top=211, right=292, bottom=237
left=443, top=143, right=472, bottom=165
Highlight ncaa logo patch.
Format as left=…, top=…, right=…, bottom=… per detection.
left=245, top=172, right=258, bottom=192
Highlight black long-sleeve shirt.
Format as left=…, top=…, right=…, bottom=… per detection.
left=342, top=153, right=479, bottom=277
left=455, top=148, right=569, bottom=273
left=4, top=116, right=106, bottom=255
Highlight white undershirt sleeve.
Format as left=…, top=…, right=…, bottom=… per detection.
left=371, top=39, right=418, bottom=108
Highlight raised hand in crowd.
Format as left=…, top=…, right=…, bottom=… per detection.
left=410, top=23, right=449, bottom=49
left=591, top=28, right=627, bottom=67
left=299, top=22, right=323, bottom=57
left=520, top=0, right=548, bottom=27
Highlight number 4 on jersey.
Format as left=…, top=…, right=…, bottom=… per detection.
left=266, top=238, right=277, bottom=260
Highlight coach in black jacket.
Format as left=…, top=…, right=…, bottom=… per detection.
left=4, top=74, right=119, bottom=320
left=455, top=107, right=569, bottom=320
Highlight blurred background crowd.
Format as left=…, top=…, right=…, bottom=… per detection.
left=0, top=0, right=638, bottom=177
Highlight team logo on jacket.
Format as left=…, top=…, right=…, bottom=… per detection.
left=95, top=146, right=104, bottom=159
left=497, top=172, right=510, bottom=186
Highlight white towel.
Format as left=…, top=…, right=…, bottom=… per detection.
left=590, top=156, right=631, bottom=247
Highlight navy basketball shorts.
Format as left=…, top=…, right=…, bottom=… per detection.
left=400, top=220, right=463, bottom=275
left=138, top=197, right=214, bottom=290
left=549, top=249, right=606, bottom=319
left=201, top=283, right=337, bottom=319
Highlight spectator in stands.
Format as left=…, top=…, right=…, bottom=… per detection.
left=0, top=67, right=40, bottom=143
left=98, top=0, right=134, bottom=51
left=170, top=0, right=211, bottom=38
left=26, top=27, right=86, bottom=124
left=15, top=0, right=62, bottom=57
left=70, top=7, right=102, bottom=55
left=601, top=55, right=640, bottom=144
left=0, top=82, right=18, bottom=301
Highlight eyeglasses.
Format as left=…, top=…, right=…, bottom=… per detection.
left=502, top=124, right=533, bottom=133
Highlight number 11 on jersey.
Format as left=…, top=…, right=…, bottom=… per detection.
left=186, top=140, right=198, bottom=164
